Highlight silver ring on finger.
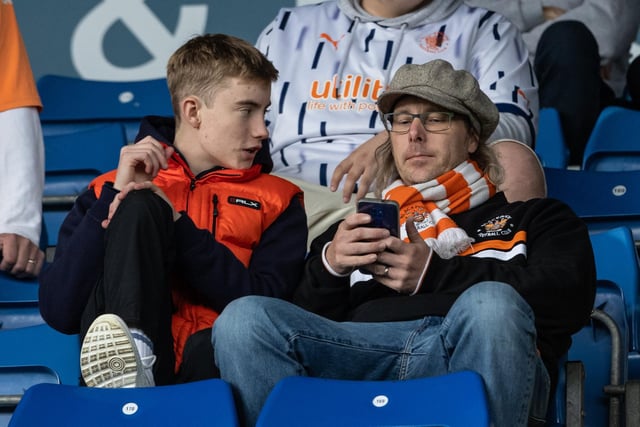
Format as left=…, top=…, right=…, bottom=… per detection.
left=27, top=259, right=36, bottom=264
left=382, top=265, right=389, bottom=277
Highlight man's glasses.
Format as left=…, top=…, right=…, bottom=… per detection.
left=382, top=112, right=456, bottom=134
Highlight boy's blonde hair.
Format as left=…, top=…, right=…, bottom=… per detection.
left=166, top=33, right=278, bottom=124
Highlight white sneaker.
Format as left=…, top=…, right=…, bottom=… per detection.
left=80, top=313, right=156, bottom=388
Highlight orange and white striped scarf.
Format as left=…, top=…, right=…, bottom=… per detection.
left=383, top=160, right=496, bottom=259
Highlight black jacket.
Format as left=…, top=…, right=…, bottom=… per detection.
left=294, top=193, right=596, bottom=387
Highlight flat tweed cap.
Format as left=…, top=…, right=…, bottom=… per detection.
left=377, top=59, right=499, bottom=143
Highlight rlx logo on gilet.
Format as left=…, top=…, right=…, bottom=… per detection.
left=228, top=196, right=261, bottom=210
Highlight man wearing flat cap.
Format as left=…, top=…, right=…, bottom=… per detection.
left=212, top=60, right=596, bottom=427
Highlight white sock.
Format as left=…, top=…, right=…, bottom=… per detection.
left=130, top=328, right=156, bottom=386
left=130, top=328, right=155, bottom=361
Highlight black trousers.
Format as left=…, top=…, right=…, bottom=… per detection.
left=80, top=189, right=218, bottom=385
left=534, top=20, right=616, bottom=165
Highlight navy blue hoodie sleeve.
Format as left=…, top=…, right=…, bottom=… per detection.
left=38, top=183, right=117, bottom=334
left=173, top=194, right=307, bottom=312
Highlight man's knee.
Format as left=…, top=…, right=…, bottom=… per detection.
left=454, top=281, right=535, bottom=331
left=540, top=20, right=595, bottom=48
left=536, top=21, right=598, bottom=70
left=213, top=296, right=278, bottom=347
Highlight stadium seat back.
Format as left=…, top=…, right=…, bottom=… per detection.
left=548, top=281, right=629, bottom=427
left=590, top=227, right=640, bottom=351
left=0, top=273, right=39, bottom=306
left=37, top=74, right=173, bottom=143
left=0, top=324, right=80, bottom=425
left=8, top=379, right=239, bottom=427
left=41, top=123, right=126, bottom=259
left=0, top=324, right=80, bottom=386
left=43, top=122, right=126, bottom=201
left=256, top=371, right=490, bottom=427
left=544, top=167, right=640, bottom=242
left=0, top=272, right=42, bottom=331
left=582, top=106, right=640, bottom=171
left=536, top=107, right=569, bottom=168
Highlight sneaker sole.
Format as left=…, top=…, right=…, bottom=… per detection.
left=80, top=314, right=141, bottom=388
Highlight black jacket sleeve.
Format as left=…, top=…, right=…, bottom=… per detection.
left=292, top=220, right=356, bottom=320
left=38, top=184, right=116, bottom=334
left=294, top=198, right=596, bottom=341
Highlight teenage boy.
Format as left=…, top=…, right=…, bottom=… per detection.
left=39, top=34, right=307, bottom=387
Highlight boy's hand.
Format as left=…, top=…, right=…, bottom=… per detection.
left=113, top=137, right=174, bottom=191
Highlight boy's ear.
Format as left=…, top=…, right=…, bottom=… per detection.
left=182, top=96, right=201, bottom=129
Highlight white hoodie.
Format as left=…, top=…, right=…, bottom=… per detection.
left=257, top=0, right=538, bottom=187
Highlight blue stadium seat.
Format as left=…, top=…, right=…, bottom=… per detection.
left=0, top=324, right=80, bottom=386
left=0, top=273, right=39, bottom=306
left=42, top=122, right=126, bottom=260
left=582, top=106, right=640, bottom=171
left=0, top=324, right=80, bottom=426
left=37, top=75, right=173, bottom=143
left=0, top=272, right=42, bottom=330
left=0, top=366, right=61, bottom=427
left=590, top=227, right=640, bottom=378
left=8, top=379, right=239, bottom=427
left=0, top=211, right=62, bottom=329
left=564, top=284, right=628, bottom=427
left=36, top=75, right=170, bottom=258
left=536, top=107, right=569, bottom=168
left=256, top=371, right=490, bottom=427
left=41, top=208, right=67, bottom=258
left=547, top=227, right=640, bottom=425
left=43, top=122, right=125, bottom=203
left=544, top=170, right=640, bottom=371
left=544, top=167, right=640, bottom=242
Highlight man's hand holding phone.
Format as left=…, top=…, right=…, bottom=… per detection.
left=345, top=202, right=431, bottom=295
left=341, top=198, right=401, bottom=278
left=356, top=198, right=400, bottom=237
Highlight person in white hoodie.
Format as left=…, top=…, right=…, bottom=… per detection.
left=468, top=0, right=640, bottom=165
left=0, top=2, right=45, bottom=278
left=257, top=0, right=543, bottom=241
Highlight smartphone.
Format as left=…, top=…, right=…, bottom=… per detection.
left=357, top=198, right=400, bottom=237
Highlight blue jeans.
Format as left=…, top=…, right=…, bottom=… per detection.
left=212, top=281, right=550, bottom=427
